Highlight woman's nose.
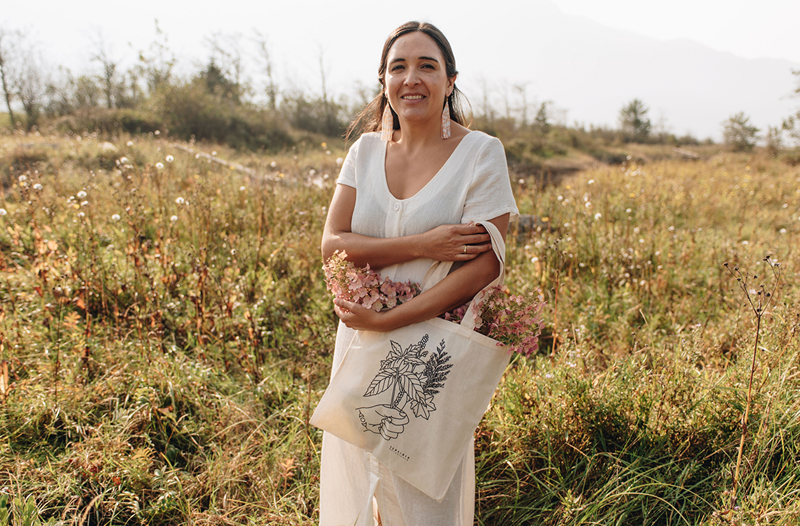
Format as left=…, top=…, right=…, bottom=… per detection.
left=404, top=70, right=420, bottom=86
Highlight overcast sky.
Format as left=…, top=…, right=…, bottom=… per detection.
left=3, top=0, right=799, bottom=137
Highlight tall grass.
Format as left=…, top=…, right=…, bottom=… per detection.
left=0, top=129, right=798, bottom=524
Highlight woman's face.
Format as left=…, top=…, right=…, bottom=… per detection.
left=384, top=31, right=455, bottom=128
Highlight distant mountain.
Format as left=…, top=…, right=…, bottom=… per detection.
left=454, top=0, right=799, bottom=140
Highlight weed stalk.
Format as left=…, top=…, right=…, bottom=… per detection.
left=724, top=256, right=780, bottom=508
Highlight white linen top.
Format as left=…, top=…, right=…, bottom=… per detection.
left=320, top=130, right=518, bottom=526
left=337, top=130, right=519, bottom=284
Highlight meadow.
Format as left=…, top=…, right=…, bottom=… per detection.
left=0, top=127, right=799, bottom=525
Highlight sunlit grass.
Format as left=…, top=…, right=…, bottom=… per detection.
left=0, top=129, right=799, bottom=524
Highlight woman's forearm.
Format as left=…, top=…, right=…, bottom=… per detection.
left=378, top=249, right=500, bottom=331
left=321, top=230, right=425, bottom=270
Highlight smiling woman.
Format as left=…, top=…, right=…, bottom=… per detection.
left=317, top=21, right=519, bottom=526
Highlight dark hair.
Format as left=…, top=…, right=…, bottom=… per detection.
left=346, top=21, right=471, bottom=142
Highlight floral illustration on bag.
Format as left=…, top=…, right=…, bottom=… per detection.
left=356, top=334, right=452, bottom=440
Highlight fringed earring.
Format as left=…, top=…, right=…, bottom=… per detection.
left=441, top=99, right=451, bottom=140
left=381, top=102, right=394, bottom=142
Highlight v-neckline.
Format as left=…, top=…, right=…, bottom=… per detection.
left=382, top=131, right=475, bottom=202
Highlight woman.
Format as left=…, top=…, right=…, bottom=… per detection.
left=320, top=21, right=518, bottom=525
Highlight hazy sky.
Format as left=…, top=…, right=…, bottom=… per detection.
left=3, top=0, right=799, bottom=136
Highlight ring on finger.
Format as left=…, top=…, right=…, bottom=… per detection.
left=463, top=245, right=467, bottom=253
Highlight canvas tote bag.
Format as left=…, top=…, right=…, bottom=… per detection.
left=311, top=221, right=511, bottom=500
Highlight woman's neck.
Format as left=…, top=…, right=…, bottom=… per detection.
left=392, top=118, right=443, bottom=151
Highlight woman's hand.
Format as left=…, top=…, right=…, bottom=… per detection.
left=421, top=222, right=492, bottom=262
left=334, top=298, right=394, bottom=332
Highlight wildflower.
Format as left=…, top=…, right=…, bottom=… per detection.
left=239, top=186, right=246, bottom=192
left=33, top=183, right=43, bottom=190
left=545, top=373, right=553, bottom=379
left=211, top=151, right=217, bottom=156
left=77, top=191, right=87, bottom=199
left=154, top=130, right=160, bottom=135
left=0, top=209, right=6, bottom=216
left=77, top=212, right=85, bottom=218
left=310, top=169, right=316, bottom=176
left=120, top=157, right=129, bottom=164
left=324, top=251, right=420, bottom=313
left=326, top=150, right=331, bottom=155
left=531, top=256, right=539, bottom=263
left=585, top=201, right=591, bottom=208
left=588, top=179, right=595, bottom=184
left=742, top=240, right=749, bottom=245
left=626, top=208, right=632, bottom=214
left=594, top=213, right=602, bottom=220
left=336, top=157, right=344, bottom=165
left=166, top=155, right=174, bottom=163
left=156, top=162, right=164, bottom=170
left=18, top=175, right=27, bottom=182
left=780, top=228, right=787, bottom=234
left=81, top=201, right=89, bottom=207
left=270, top=161, right=277, bottom=168
left=112, top=214, right=121, bottom=221
left=170, top=215, right=178, bottom=222
left=127, top=141, right=133, bottom=146
left=175, top=197, right=185, bottom=205
left=518, top=178, right=525, bottom=185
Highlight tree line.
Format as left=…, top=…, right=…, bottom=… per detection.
left=1, top=23, right=798, bottom=155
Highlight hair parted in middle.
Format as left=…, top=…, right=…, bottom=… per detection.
left=346, top=21, right=471, bottom=142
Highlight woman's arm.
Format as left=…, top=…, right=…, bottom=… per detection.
left=321, top=184, right=492, bottom=269
left=333, top=213, right=510, bottom=332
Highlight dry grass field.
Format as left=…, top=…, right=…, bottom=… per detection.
left=0, top=128, right=799, bottom=524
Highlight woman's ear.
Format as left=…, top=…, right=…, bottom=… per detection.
left=447, top=75, right=457, bottom=97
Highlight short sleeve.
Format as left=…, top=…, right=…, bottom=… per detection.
left=461, top=136, right=519, bottom=224
left=336, top=137, right=361, bottom=188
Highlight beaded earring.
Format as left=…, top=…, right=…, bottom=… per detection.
left=441, top=100, right=451, bottom=140
left=381, top=102, right=394, bottom=142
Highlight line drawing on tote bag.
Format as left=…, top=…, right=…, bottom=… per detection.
left=356, top=333, right=453, bottom=441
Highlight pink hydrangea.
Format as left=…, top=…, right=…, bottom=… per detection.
left=323, top=252, right=545, bottom=355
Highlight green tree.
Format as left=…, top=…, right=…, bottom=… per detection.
left=782, top=70, right=800, bottom=147
left=619, top=98, right=651, bottom=142
left=0, top=28, right=17, bottom=126
left=722, top=112, right=760, bottom=151
left=534, top=101, right=551, bottom=134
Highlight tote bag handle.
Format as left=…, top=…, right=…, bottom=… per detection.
left=419, top=220, right=507, bottom=331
